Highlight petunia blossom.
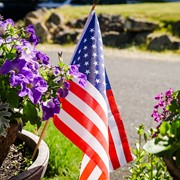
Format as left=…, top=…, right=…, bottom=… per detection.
left=41, top=97, right=60, bottom=120
left=18, top=75, right=48, bottom=104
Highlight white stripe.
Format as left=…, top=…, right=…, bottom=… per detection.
left=107, top=102, right=127, bottom=167
left=88, top=164, right=102, bottom=180
left=58, top=109, right=109, bottom=169
left=73, top=79, right=107, bottom=114
left=66, top=91, right=108, bottom=143
left=80, top=154, right=90, bottom=175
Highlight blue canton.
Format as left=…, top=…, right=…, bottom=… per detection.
left=71, top=12, right=108, bottom=97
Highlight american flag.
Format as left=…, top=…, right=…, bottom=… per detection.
left=53, top=11, right=133, bottom=179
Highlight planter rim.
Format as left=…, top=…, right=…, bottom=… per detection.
left=10, top=129, right=49, bottom=180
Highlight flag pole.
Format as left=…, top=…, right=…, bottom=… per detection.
left=32, top=119, right=50, bottom=160
left=90, top=0, right=99, bottom=12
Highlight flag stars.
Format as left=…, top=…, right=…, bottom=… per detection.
left=93, top=61, right=98, bottom=66
left=94, top=70, right=99, bottom=75
left=78, top=49, right=81, bottom=54
left=90, top=28, right=94, bottom=33
left=85, top=69, right=90, bottom=75
left=84, top=61, right=89, bottom=66
left=83, top=38, right=87, bottom=43
left=83, top=46, right=88, bottom=50
left=99, top=38, right=102, bottom=43
left=84, top=53, right=88, bottom=58
left=77, top=57, right=81, bottom=61
left=92, top=44, right=96, bottom=49
left=91, top=36, right=95, bottom=41
left=92, top=53, right=97, bottom=58
left=101, top=54, right=104, bottom=59
left=95, top=79, right=100, bottom=84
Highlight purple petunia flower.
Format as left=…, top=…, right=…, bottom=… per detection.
left=0, top=58, right=26, bottom=75
left=18, top=75, right=48, bottom=104
left=25, top=25, right=39, bottom=46
left=41, top=97, right=60, bottom=120
left=0, top=19, right=14, bottom=35
left=0, top=58, right=35, bottom=87
left=58, top=81, right=70, bottom=98
left=35, top=51, right=50, bottom=65
left=69, top=65, right=87, bottom=87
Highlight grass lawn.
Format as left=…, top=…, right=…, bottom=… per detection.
left=55, top=2, right=180, bottom=22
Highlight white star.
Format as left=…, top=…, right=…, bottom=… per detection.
left=84, top=61, right=89, bottom=66
left=92, top=44, right=96, bottom=49
left=99, top=38, right=102, bottom=42
left=77, top=57, right=81, bottom=61
left=90, top=28, right=94, bottom=33
left=94, top=70, right=99, bottom=75
left=93, top=53, right=97, bottom=58
left=91, top=36, right=95, bottom=40
left=84, top=53, right=88, bottom=58
left=83, top=39, right=87, bottom=43
left=85, top=69, right=90, bottom=75
left=83, top=46, right=88, bottom=50
left=78, top=49, right=81, bottom=54
left=93, top=61, right=98, bottom=66
left=95, top=79, right=100, bottom=84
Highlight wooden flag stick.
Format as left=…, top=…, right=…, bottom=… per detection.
left=32, top=119, right=50, bottom=160
left=91, top=0, right=99, bottom=12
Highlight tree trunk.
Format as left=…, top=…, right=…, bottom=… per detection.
left=0, top=123, right=19, bottom=166
left=163, top=156, right=180, bottom=180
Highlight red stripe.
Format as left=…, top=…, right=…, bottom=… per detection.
left=80, top=159, right=96, bottom=180
left=53, top=115, right=109, bottom=178
left=107, top=90, right=133, bottom=164
left=61, top=98, right=108, bottom=154
left=108, top=127, right=121, bottom=169
left=70, top=81, right=108, bottom=126
left=99, top=172, right=107, bottom=180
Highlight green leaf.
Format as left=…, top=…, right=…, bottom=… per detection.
left=6, top=90, right=20, bottom=108
left=23, top=101, right=40, bottom=126
left=159, top=122, right=171, bottom=136
left=143, top=139, right=171, bottom=156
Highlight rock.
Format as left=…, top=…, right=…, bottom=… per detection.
left=98, top=13, right=125, bottom=32
left=172, top=21, right=180, bottom=37
left=47, top=12, right=64, bottom=26
left=66, top=18, right=87, bottom=29
left=148, top=35, right=180, bottom=51
left=125, top=17, right=158, bottom=32
left=102, top=31, right=132, bottom=47
left=55, top=31, right=79, bottom=44
left=132, top=32, right=150, bottom=45
left=172, top=41, right=180, bottom=50
left=34, top=22, right=51, bottom=43
left=24, top=8, right=49, bottom=25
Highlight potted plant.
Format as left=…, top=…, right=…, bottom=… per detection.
left=0, top=17, right=86, bottom=179
left=144, top=89, right=180, bottom=179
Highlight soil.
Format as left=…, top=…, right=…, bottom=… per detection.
left=0, top=139, right=32, bottom=180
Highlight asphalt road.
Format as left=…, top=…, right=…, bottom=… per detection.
left=38, top=45, right=180, bottom=179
